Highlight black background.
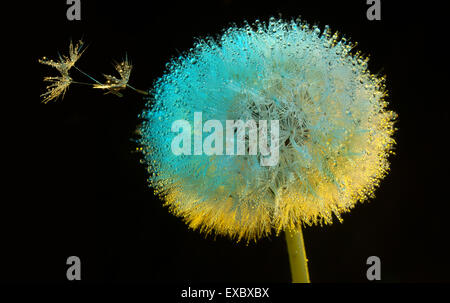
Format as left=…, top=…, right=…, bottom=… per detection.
left=4, top=0, right=447, bottom=285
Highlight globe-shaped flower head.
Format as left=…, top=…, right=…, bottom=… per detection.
left=138, top=18, right=396, bottom=242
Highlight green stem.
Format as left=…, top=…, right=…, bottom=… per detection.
left=73, top=66, right=102, bottom=84
left=285, top=227, right=310, bottom=283
left=126, top=84, right=149, bottom=95
left=71, top=81, right=94, bottom=86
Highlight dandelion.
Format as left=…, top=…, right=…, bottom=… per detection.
left=38, top=39, right=85, bottom=75
left=93, top=58, right=132, bottom=97
left=39, top=41, right=148, bottom=102
left=38, top=39, right=85, bottom=103
left=40, top=75, right=72, bottom=104
left=138, top=18, right=396, bottom=282
left=94, top=57, right=148, bottom=97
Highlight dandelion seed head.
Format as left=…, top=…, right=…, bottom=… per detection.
left=138, top=19, right=396, bottom=241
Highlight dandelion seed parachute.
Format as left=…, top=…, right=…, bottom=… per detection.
left=138, top=18, right=396, bottom=242
left=93, top=57, right=133, bottom=97
left=39, top=40, right=85, bottom=103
